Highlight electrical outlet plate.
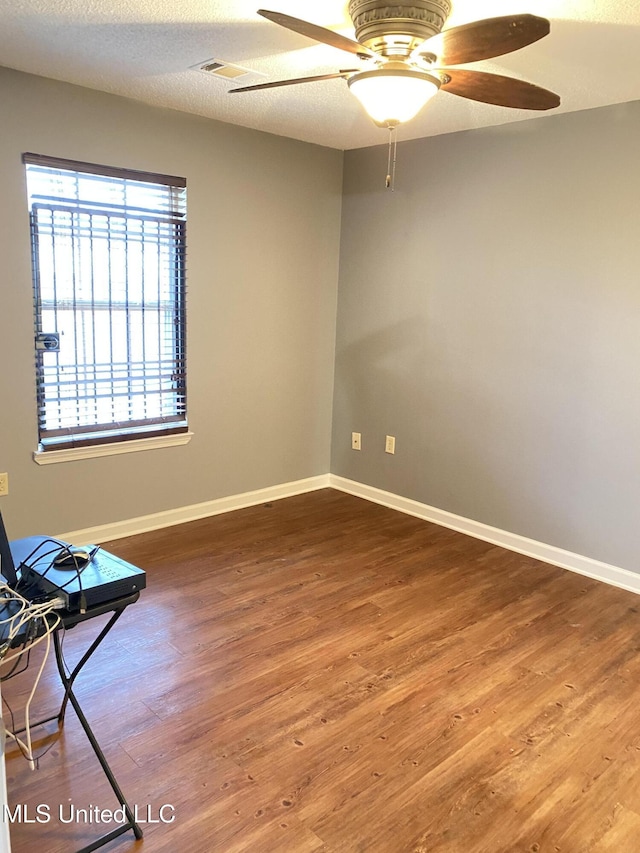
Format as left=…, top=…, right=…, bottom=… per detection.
left=351, top=432, right=361, bottom=451
left=385, top=436, right=396, bottom=454
left=0, top=473, right=8, bottom=496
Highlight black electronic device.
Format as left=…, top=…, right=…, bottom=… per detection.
left=11, top=535, right=146, bottom=612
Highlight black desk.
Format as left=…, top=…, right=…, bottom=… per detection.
left=16, top=589, right=144, bottom=852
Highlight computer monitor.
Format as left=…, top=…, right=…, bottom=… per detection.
left=0, top=510, right=18, bottom=588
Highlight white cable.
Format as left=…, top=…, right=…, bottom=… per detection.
left=0, top=587, right=60, bottom=655
left=1, top=583, right=62, bottom=768
left=0, top=612, right=60, bottom=666
left=4, top=628, right=53, bottom=770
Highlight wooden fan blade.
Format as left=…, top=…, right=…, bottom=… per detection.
left=440, top=69, right=560, bottom=110
left=229, top=71, right=357, bottom=94
left=418, top=15, right=550, bottom=66
left=258, top=9, right=375, bottom=59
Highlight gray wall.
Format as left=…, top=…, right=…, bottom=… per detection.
left=0, top=67, right=343, bottom=537
left=332, top=102, right=640, bottom=573
left=3, top=64, right=638, bottom=575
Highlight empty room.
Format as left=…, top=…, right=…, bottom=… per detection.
left=1, top=2, right=640, bottom=852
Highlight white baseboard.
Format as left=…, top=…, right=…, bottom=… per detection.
left=58, top=471, right=639, bottom=597
left=58, top=475, right=331, bottom=544
left=329, top=475, right=640, bottom=596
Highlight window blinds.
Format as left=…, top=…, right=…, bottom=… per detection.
left=24, top=153, right=187, bottom=450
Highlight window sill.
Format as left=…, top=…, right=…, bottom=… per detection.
left=33, top=431, right=194, bottom=465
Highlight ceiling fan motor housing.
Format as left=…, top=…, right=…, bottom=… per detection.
left=348, top=0, right=453, bottom=56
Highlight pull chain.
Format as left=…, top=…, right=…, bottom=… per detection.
left=385, top=125, right=398, bottom=190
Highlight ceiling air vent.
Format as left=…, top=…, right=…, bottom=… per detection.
left=191, top=59, right=259, bottom=81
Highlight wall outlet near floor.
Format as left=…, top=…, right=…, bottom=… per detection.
left=351, top=432, right=362, bottom=451
left=0, top=473, right=8, bottom=496
left=385, top=436, right=396, bottom=455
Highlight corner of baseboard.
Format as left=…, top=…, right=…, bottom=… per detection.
left=57, top=471, right=638, bottom=598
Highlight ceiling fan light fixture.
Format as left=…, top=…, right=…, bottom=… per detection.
left=348, top=67, right=441, bottom=127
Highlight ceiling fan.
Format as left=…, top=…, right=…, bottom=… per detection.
left=229, top=1, right=560, bottom=128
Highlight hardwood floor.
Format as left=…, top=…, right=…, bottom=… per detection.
left=4, top=488, right=640, bottom=852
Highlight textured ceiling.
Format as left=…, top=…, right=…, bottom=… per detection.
left=0, top=1, right=639, bottom=150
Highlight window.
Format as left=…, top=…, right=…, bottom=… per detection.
left=24, top=154, right=187, bottom=455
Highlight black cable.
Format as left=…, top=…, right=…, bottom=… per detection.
left=2, top=694, right=60, bottom=768
left=16, top=538, right=68, bottom=572
left=56, top=625, right=72, bottom=678
left=51, top=558, right=87, bottom=613
left=0, top=608, right=54, bottom=681
left=1, top=646, right=32, bottom=681
left=16, top=540, right=91, bottom=613
left=14, top=541, right=70, bottom=599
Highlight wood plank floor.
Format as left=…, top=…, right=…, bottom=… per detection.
left=4, top=488, right=640, bottom=852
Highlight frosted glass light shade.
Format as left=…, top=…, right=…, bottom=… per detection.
left=348, top=68, right=441, bottom=127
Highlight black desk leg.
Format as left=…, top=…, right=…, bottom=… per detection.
left=53, top=617, right=144, bottom=850
left=55, top=609, right=124, bottom=726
